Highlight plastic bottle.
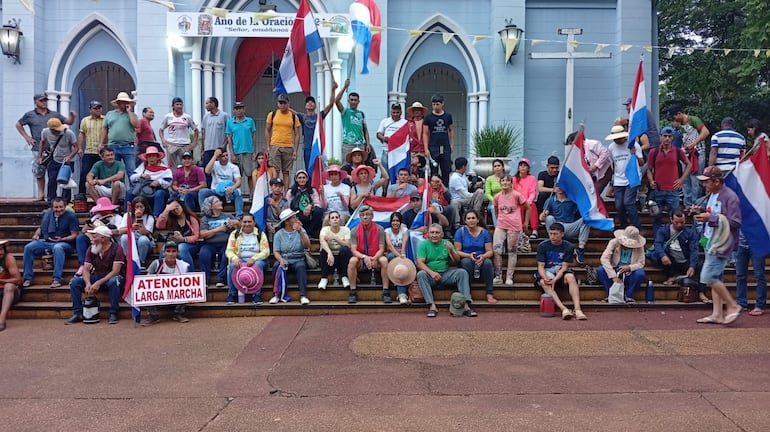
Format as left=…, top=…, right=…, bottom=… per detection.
left=474, top=265, right=480, bottom=279
left=238, top=290, right=245, bottom=303
left=645, top=280, right=655, bottom=304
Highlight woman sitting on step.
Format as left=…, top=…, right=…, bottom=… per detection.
left=318, top=210, right=352, bottom=290
left=454, top=210, right=496, bottom=303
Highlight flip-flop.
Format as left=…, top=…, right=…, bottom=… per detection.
left=749, top=308, right=764, bottom=316
left=701, top=298, right=713, bottom=304
left=722, top=309, right=743, bottom=325
left=50, top=281, right=62, bottom=288
left=696, top=316, right=722, bottom=324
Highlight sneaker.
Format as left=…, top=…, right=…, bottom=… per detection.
left=172, top=314, right=190, bottom=323
left=253, top=295, right=263, bottom=305
left=382, top=292, right=393, bottom=304
left=341, top=276, right=351, bottom=288
left=140, top=316, right=160, bottom=327
left=281, top=295, right=292, bottom=303
left=493, top=276, right=503, bottom=285
left=269, top=296, right=279, bottom=304
left=108, top=314, right=119, bottom=324
left=575, top=248, right=586, bottom=264
left=625, top=297, right=636, bottom=304
left=300, top=296, right=310, bottom=305
left=562, top=308, right=574, bottom=320
left=348, top=290, right=358, bottom=304
left=215, top=282, right=225, bottom=288
left=225, top=301, right=235, bottom=305
left=529, top=232, right=538, bottom=239
left=397, top=293, right=408, bottom=304
left=318, top=278, right=328, bottom=290
left=574, top=310, right=587, bottom=320
left=505, top=278, right=514, bottom=286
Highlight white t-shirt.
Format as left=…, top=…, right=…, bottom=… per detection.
left=448, top=171, right=472, bottom=201
left=238, top=232, right=261, bottom=260
left=385, top=226, right=408, bottom=252
left=211, top=161, right=241, bottom=189
left=160, top=112, right=197, bottom=145
left=323, top=182, right=351, bottom=215
left=609, top=141, right=642, bottom=186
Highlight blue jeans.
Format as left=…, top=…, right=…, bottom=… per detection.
left=69, top=274, right=124, bottom=316
left=169, top=190, right=200, bottom=212
left=46, top=161, right=73, bottom=203
left=125, top=188, right=169, bottom=217
left=735, top=245, right=767, bottom=309
left=304, top=145, right=312, bottom=172
left=651, top=190, right=681, bottom=235
left=202, top=150, right=215, bottom=187
left=273, top=259, right=308, bottom=297
left=200, top=242, right=228, bottom=284
left=23, top=240, right=73, bottom=283
left=108, top=143, right=136, bottom=177
left=613, top=185, right=639, bottom=228
left=119, top=233, right=153, bottom=265
left=416, top=268, right=471, bottom=306
left=682, top=150, right=705, bottom=207
left=460, top=257, right=494, bottom=295
left=596, top=266, right=646, bottom=298
left=227, top=260, right=268, bottom=302
left=79, top=153, right=101, bottom=193
left=198, top=188, right=244, bottom=217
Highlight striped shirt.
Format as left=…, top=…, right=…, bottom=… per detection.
left=711, top=128, right=745, bottom=172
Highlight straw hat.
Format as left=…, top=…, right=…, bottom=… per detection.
left=345, top=147, right=367, bottom=163
left=406, top=101, right=429, bottom=117
left=386, top=257, right=417, bottom=286
left=111, top=91, right=136, bottom=107
left=90, top=197, right=119, bottom=213
left=351, top=164, right=375, bottom=183
left=232, top=264, right=264, bottom=294
left=613, top=226, right=646, bottom=249
left=138, top=146, right=166, bottom=161
left=605, top=125, right=629, bottom=141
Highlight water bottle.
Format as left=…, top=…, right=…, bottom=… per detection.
left=238, top=290, right=246, bottom=303
left=212, top=253, right=220, bottom=272
left=645, top=280, right=655, bottom=304
left=473, top=264, right=480, bottom=279
left=647, top=200, right=660, bottom=217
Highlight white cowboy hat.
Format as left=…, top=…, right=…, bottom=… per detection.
left=111, top=91, right=136, bottom=107
left=605, top=125, right=629, bottom=141
left=613, top=226, right=646, bottom=249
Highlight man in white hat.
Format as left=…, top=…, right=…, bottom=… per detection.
left=606, top=124, right=643, bottom=229
left=0, top=239, right=22, bottom=331
left=66, top=225, right=126, bottom=325
left=74, top=197, right=125, bottom=277
left=102, top=91, right=140, bottom=175
left=406, top=101, right=428, bottom=156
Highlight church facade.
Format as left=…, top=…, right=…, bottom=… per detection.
left=0, top=0, right=657, bottom=198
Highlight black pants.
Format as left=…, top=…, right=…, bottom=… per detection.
left=429, top=150, right=452, bottom=186
left=47, top=161, right=73, bottom=203
left=319, top=246, right=352, bottom=278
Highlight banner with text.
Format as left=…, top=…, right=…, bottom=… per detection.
left=167, top=12, right=351, bottom=38
left=131, top=272, right=208, bottom=306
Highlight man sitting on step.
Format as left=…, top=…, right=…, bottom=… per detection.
left=534, top=222, right=587, bottom=320
left=140, top=240, right=191, bottom=325
left=22, top=197, right=80, bottom=289
left=539, top=185, right=589, bottom=264
left=346, top=206, right=390, bottom=304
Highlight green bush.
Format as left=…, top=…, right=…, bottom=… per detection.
left=472, top=124, right=521, bottom=157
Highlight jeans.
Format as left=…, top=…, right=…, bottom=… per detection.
left=651, top=190, right=681, bottom=235
left=613, top=185, right=639, bottom=228
left=596, top=266, right=646, bottom=298
left=545, top=215, right=589, bottom=246
left=304, top=145, right=312, bottom=172
left=23, top=240, right=73, bottom=283
left=76, top=233, right=91, bottom=266
left=198, top=188, right=244, bottom=217
left=320, top=246, right=352, bottom=278
left=125, top=188, right=169, bottom=217
left=119, top=233, right=153, bottom=265
left=169, top=190, right=200, bottom=212
left=108, top=143, right=136, bottom=177
left=735, top=245, right=767, bottom=309
left=416, top=268, right=471, bottom=305
left=202, top=150, right=215, bottom=187
left=69, top=274, right=123, bottom=316
left=199, top=242, right=227, bottom=284
left=227, top=260, right=267, bottom=303
left=428, top=149, right=452, bottom=187
left=273, top=259, right=308, bottom=297
left=460, top=257, right=494, bottom=295
left=682, top=150, right=705, bottom=207
left=47, top=161, right=73, bottom=203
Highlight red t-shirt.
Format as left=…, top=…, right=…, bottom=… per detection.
left=85, top=243, right=126, bottom=277
left=649, top=146, right=687, bottom=191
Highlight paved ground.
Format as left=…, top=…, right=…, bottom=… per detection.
left=2, top=308, right=769, bottom=431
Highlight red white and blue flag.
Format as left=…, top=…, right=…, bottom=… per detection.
left=122, top=205, right=142, bottom=323
left=308, top=112, right=326, bottom=191
left=625, top=58, right=647, bottom=188
left=557, top=126, right=614, bottom=231
left=250, top=149, right=269, bottom=233
left=387, top=123, right=410, bottom=184
left=349, top=0, right=381, bottom=74
left=275, top=0, right=324, bottom=95
left=347, top=195, right=411, bottom=230
left=725, top=148, right=770, bottom=257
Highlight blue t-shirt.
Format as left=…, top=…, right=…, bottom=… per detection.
left=544, top=196, right=580, bottom=223
left=536, top=239, right=575, bottom=269
left=453, top=226, right=492, bottom=255
left=225, top=116, right=257, bottom=154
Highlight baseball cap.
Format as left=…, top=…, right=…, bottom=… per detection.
left=696, top=166, right=724, bottom=181
left=181, top=151, right=194, bottom=159
left=667, top=104, right=682, bottom=120
left=34, top=93, right=47, bottom=101
left=171, top=97, right=183, bottom=105
left=660, top=126, right=676, bottom=135
left=410, top=191, right=422, bottom=199
left=89, top=100, right=103, bottom=109
left=164, top=240, right=178, bottom=250
left=233, top=101, right=245, bottom=108
left=622, top=97, right=632, bottom=106
left=277, top=94, right=289, bottom=103
left=269, top=178, right=284, bottom=186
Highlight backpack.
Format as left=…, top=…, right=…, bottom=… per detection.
left=270, top=110, right=298, bottom=130
left=649, top=146, right=687, bottom=179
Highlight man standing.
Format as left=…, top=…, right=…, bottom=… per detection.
left=647, top=126, right=691, bottom=235
left=266, top=94, right=301, bottom=189
left=622, top=96, right=660, bottom=152
left=38, top=118, right=79, bottom=203
left=201, top=97, right=230, bottom=187
left=606, top=125, right=643, bottom=229
left=423, top=94, right=454, bottom=186
left=335, top=78, right=371, bottom=161
left=159, top=97, right=199, bottom=169
left=102, top=91, right=140, bottom=176
left=416, top=223, right=477, bottom=318
left=22, top=198, right=80, bottom=288
left=135, top=107, right=157, bottom=150
left=346, top=206, right=390, bottom=304
left=376, top=103, right=407, bottom=159
left=298, top=82, right=337, bottom=171
left=85, top=147, right=127, bottom=205
left=692, top=166, right=742, bottom=325
left=668, top=105, right=710, bottom=206
left=226, top=101, right=257, bottom=194
left=77, top=101, right=105, bottom=194
left=140, top=240, right=191, bottom=326
left=536, top=156, right=560, bottom=212
left=534, top=222, right=586, bottom=320
left=16, top=93, right=76, bottom=201
left=0, top=240, right=22, bottom=331
left=709, top=117, right=745, bottom=173
left=200, top=147, right=244, bottom=218
left=448, top=157, right=485, bottom=216
left=66, top=225, right=125, bottom=325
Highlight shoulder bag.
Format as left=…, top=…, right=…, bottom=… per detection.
left=40, top=134, right=64, bottom=166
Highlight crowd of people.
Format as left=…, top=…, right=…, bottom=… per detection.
left=6, top=89, right=769, bottom=331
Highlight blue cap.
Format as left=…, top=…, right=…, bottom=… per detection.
left=660, top=126, right=676, bottom=135
left=171, top=97, right=183, bottom=105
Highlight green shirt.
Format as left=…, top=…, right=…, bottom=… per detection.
left=417, top=239, right=454, bottom=273
left=90, top=160, right=126, bottom=187
left=341, top=108, right=366, bottom=146
left=104, top=110, right=136, bottom=144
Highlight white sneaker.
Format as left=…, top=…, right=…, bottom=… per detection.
left=505, top=278, right=514, bottom=286
left=300, top=296, right=310, bottom=305
left=493, top=276, right=503, bottom=285
left=341, top=276, right=350, bottom=288
left=268, top=296, right=279, bottom=304
left=318, top=278, right=328, bottom=290
left=397, top=293, right=408, bottom=304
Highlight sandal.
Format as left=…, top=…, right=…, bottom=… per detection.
left=426, top=309, right=438, bottom=318
left=696, top=316, right=721, bottom=324
left=663, top=276, right=678, bottom=286
left=486, top=294, right=498, bottom=304
left=462, top=308, right=478, bottom=317
left=50, top=281, right=62, bottom=288
left=722, top=309, right=743, bottom=325
left=749, top=308, right=764, bottom=316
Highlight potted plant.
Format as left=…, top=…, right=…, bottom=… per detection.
left=472, top=124, right=522, bottom=177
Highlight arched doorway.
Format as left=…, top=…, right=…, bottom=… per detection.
left=406, top=63, right=468, bottom=159
left=73, top=62, right=135, bottom=116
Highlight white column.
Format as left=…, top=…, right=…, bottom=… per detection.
left=213, top=63, right=225, bottom=103
left=387, top=91, right=399, bottom=108
left=202, top=61, right=214, bottom=101
left=46, top=90, right=61, bottom=112
left=396, top=92, right=407, bottom=107
left=315, top=61, right=325, bottom=102
left=330, top=58, right=343, bottom=161
left=190, top=58, right=203, bottom=126
left=323, top=63, right=334, bottom=160
left=59, top=92, right=72, bottom=117
left=468, top=93, right=479, bottom=158
left=477, top=91, right=489, bottom=132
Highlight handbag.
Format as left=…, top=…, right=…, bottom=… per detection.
left=408, top=280, right=425, bottom=303
left=516, top=233, right=531, bottom=254
left=40, top=134, right=64, bottom=167
left=608, top=280, right=626, bottom=304
left=583, top=264, right=598, bottom=285
left=677, top=278, right=701, bottom=303
left=304, top=251, right=319, bottom=269
left=132, top=178, right=157, bottom=198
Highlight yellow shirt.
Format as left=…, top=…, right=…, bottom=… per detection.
left=79, top=115, right=105, bottom=154
left=267, top=110, right=300, bottom=148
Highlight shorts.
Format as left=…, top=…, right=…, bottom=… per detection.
left=32, top=150, right=45, bottom=178
left=93, top=181, right=127, bottom=197
left=699, top=253, right=727, bottom=284
left=534, top=268, right=574, bottom=290
left=269, top=146, right=294, bottom=172
left=235, top=152, right=256, bottom=179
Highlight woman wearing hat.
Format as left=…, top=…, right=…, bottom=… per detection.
left=285, top=170, right=324, bottom=238
left=319, top=165, right=351, bottom=218
left=272, top=209, right=312, bottom=305
left=38, top=117, right=79, bottom=204
left=318, top=210, right=352, bottom=290
left=156, top=198, right=200, bottom=269
left=513, top=158, right=539, bottom=239
left=349, top=160, right=390, bottom=210
left=200, top=195, right=241, bottom=290
left=406, top=102, right=429, bottom=156
left=128, top=146, right=173, bottom=217
left=597, top=226, right=647, bottom=303
left=119, top=196, right=155, bottom=267
left=0, top=239, right=22, bottom=331
left=454, top=210, right=496, bottom=303
left=75, top=197, right=126, bottom=276
left=225, top=213, right=269, bottom=304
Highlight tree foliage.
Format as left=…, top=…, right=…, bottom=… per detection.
left=658, top=0, right=770, bottom=129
